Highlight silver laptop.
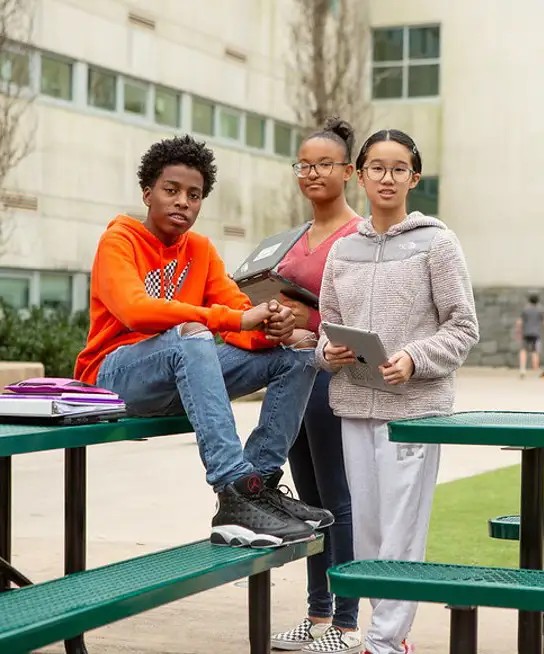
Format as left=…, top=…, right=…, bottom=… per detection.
left=322, top=322, right=404, bottom=395
left=233, top=223, right=318, bottom=308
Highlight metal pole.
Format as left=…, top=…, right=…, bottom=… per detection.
left=518, top=447, right=543, bottom=654
left=64, top=447, right=88, bottom=654
left=449, top=607, right=477, bottom=654
left=0, top=456, right=11, bottom=592
left=248, top=570, right=271, bottom=654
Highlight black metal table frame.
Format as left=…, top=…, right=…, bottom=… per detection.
left=0, top=446, right=278, bottom=654
left=517, top=447, right=543, bottom=653
left=446, top=447, right=544, bottom=654
left=0, top=447, right=88, bottom=654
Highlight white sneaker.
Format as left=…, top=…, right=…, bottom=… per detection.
left=271, top=618, right=332, bottom=650
left=302, top=626, right=362, bottom=654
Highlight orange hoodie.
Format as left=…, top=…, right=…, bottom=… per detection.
left=75, top=215, right=273, bottom=384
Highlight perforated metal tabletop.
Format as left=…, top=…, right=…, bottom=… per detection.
left=389, top=411, right=544, bottom=447
left=0, top=415, right=194, bottom=456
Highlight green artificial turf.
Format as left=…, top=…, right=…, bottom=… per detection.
left=426, top=464, right=520, bottom=568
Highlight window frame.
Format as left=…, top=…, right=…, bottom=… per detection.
left=154, top=85, right=180, bottom=127
left=192, top=96, right=216, bottom=136
left=40, top=52, right=74, bottom=101
left=219, top=106, right=242, bottom=141
left=39, top=271, right=73, bottom=312
left=0, top=46, right=31, bottom=88
left=274, top=122, right=294, bottom=157
left=408, top=175, right=440, bottom=216
left=372, top=24, right=440, bottom=100
left=245, top=113, right=267, bottom=150
left=87, top=65, right=118, bottom=112
left=0, top=272, right=33, bottom=310
left=123, top=77, right=149, bottom=117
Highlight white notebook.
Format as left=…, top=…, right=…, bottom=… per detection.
left=0, top=396, right=126, bottom=418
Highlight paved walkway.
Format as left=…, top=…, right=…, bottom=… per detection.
left=22, top=367, right=543, bottom=652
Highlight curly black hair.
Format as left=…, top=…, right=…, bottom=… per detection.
left=137, top=135, right=217, bottom=198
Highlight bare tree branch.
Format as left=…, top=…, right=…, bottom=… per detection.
left=284, top=0, right=373, bottom=220
left=0, top=0, right=36, bottom=251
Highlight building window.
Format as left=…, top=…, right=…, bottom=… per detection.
left=372, top=25, right=440, bottom=99
left=41, top=54, right=73, bottom=100
left=408, top=176, right=439, bottom=216
left=0, top=277, right=30, bottom=309
left=246, top=114, right=266, bottom=149
left=40, top=273, right=72, bottom=311
left=274, top=123, right=292, bottom=157
left=0, top=50, right=30, bottom=86
left=294, top=131, right=305, bottom=154
left=124, top=79, right=148, bottom=116
left=155, top=87, right=179, bottom=127
left=88, top=67, right=117, bottom=111
left=192, top=97, right=215, bottom=135
left=219, top=107, right=241, bottom=140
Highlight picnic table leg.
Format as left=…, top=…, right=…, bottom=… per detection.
left=518, top=447, right=543, bottom=654
left=0, top=456, right=11, bottom=592
left=248, top=570, right=271, bottom=654
left=64, top=447, right=88, bottom=654
left=449, top=606, right=477, bottom=654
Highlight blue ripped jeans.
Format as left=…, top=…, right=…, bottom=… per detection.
left=96, top=326, right=317, bottom=491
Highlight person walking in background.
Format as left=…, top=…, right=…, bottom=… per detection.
left=270, top=117, right=361, bottom=654
left=515, top=294, right=544, bottom=378
left=316, top=129, right=479, bottom=654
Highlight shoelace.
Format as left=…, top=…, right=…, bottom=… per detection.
left=247, top=487, right=292, bottom=519
left=261, top=484, right=296, bottom=511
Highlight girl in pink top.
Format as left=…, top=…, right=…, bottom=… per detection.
left=271, top=117, right=361, bottom=654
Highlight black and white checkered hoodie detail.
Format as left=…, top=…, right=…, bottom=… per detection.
left=144, top=260, right=191, bottom=300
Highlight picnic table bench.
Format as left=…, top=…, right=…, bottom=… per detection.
left=0, top=534, right=322, bottom=654
left=328, top=559, right=544, bottom=654
left=0, top=417, right=323, bottom=653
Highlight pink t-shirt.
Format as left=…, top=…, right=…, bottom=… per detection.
left=277, top=216, right=360, bottom=334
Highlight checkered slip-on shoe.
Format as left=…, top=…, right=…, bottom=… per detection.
left=302, top=626, right=362, bottom=654
left=271, top=618, right=332, bottom=650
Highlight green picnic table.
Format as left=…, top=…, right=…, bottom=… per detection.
left=389, top=411, right=544, bottom=654
left=0, top=416, right=193, bottom=654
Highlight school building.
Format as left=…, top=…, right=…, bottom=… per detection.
left=0, top=0, right=540, bottom=365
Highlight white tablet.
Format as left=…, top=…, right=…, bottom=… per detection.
left=322, top=322, right=404, bottom=395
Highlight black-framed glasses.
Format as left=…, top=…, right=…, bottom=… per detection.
left=362, top=164, right=414, bottom=183
left=292, top=162, right=348, bottom=178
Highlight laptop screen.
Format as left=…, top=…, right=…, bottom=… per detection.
left=232, top=222, right=311, bottom=281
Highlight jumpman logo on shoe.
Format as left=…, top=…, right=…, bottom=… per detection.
left=246, top=474, right=262, bottom=494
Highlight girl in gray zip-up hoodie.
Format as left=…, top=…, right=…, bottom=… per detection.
left=316, top=130, right=479, bottom=654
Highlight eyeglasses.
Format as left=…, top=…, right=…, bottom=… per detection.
left=362, top=164, right=414, bottom=183
left=292, top=162, right=348, bottom=178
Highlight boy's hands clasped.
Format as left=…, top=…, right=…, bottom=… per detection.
left=241, top=300, right=296, bottom=340
left=323, top=341, right=414, bottom=386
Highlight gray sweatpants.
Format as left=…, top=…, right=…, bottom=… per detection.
left=341, top=418, right=440, bottom=654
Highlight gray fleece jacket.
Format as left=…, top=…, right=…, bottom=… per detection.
left=315, top=212, right=479, bottom=421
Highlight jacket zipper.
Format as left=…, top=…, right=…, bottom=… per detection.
left=368, top=234, right=387, bottom=417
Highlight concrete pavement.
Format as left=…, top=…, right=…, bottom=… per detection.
left=16, top=366, right=543, bottom=652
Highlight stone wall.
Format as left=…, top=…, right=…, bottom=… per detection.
left=466, top=287, right=543, bottom=368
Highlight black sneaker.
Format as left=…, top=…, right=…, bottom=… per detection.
left=264, top=471, right=335, bottom=530
left=211, top=473, right=316, bottom=548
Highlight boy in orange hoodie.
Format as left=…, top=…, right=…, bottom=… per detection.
left=75, top=135, right=331, bottom=548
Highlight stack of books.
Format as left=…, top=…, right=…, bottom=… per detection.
left=0, top=378, right=126, bottom=425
